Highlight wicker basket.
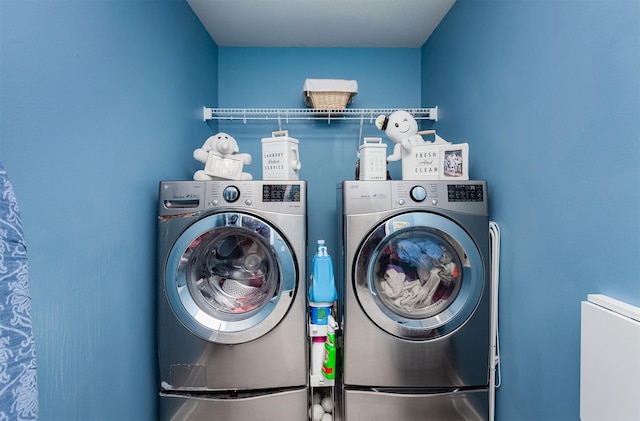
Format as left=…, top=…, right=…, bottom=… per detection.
left=303, top=79, right=358, bottom=110
left=307, top=91, right=353, bottom=110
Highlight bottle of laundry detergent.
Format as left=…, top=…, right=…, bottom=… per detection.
left=322, top=315, right=337, bottom=380
left=309, top=240, right=338, bottom=303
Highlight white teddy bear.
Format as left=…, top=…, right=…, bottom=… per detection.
left=193, top=132, right=253, bottom=181
left=375, top=110, right=427, bottom=162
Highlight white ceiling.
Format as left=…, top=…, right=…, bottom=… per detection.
left=187, top=0, right=456, bottom=48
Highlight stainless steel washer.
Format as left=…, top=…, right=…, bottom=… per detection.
left=338, top=180, right=490, bottom=421
left=157, top=180, right=307, bottom=420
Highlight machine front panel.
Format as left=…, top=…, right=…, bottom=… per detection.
left=164, top=211, right=297, bottom=345
left=353, top=211, right=485, bottom=341
left=340, top=180, right=490, bottom=390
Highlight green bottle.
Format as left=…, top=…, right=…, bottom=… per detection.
left=322, top=315, right=337, bottom=380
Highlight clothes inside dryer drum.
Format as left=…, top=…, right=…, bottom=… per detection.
left=373, top=228, right=462, bottom=318
left=353, top=210, right=483, bottom=340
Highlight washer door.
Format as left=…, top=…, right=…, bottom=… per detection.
left=354, top=211, right=484, bottom=340
left=165, top=212, right=297, bottom=344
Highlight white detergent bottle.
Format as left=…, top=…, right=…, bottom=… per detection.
left=309, top=240, right=338, bottom=303
left=311, top=336, right=326, bottom=376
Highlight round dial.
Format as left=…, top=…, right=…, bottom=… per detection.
left=223, top=186, right=240, bottom=203
left=410, top=186, right=427, bottom=202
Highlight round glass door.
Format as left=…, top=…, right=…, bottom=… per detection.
left=165, top=212, right=296, bottom=344
left=354, top=212, right=484, bottom=340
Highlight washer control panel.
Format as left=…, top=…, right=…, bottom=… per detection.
left=261, top=184, right=302, bottom=203
left=207, top=181, right=305, bottom=213
left=158, top=181, right=306, bottom=216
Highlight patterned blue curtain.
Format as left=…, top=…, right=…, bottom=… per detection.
left=0, top=162, right=39, bottom=420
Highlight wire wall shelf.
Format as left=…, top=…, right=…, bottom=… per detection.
left=202, top=107, right=438, bottom=124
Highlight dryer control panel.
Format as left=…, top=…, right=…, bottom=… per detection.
left=394, top=181, right=487, bottom=215
left=340, top=180, right=487, bottom=216
left=446, top=183, right=485, bottom=202
left=408, top=184, right=486, bottom=203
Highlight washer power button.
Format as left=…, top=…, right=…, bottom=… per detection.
left=410, top=186, right=427, bottom=202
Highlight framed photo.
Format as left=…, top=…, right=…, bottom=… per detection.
left=440, top=143, right=469, bottom=180
left=204, top=154, right=244, bottom=180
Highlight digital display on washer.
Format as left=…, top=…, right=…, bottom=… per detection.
left=447, top=184, right=484, bottom=202
left=262, top=184, right=301, bottom=202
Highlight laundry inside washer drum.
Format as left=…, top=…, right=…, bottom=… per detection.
left=195, top=265, right=278, bottom=314
left=186, top=232, right=279, bottom=315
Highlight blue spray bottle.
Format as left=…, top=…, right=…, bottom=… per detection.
left=309, top=240, right=338, bottom=303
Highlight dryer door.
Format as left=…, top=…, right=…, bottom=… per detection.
left=354, top=211, right=484, bottom=340
left=165, top=212, right=297, bottom=344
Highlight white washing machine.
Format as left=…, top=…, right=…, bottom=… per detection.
left=338, top=180, right=490, bottom=421
left=157, top=180, right=308, bottom=421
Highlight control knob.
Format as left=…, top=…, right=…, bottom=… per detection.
left=223, top=186, right=240, bottom=203
left=410, top=186, right=427, bottom=202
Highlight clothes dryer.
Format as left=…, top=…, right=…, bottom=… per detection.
left=338, top=180, right=490, bottom=421
left=157, top=180, right=307, bottom=420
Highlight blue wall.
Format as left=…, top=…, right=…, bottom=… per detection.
left=2, top=0, right=638, bottom=420
left=422, top=1, right=640, bottom=419
left=0, top=1, right=218, bottom=419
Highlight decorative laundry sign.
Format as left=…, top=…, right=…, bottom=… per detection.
left=402, top=131, right=469, bottom=181
left=409, top=146, right=441, bottom=179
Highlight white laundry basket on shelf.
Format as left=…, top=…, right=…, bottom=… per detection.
left=303, top=79, right=358, bottom=110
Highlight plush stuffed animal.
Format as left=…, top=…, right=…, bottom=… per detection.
left=375, top=110, right=426, bottom=162
left=193, top=132, right=253, bottom=181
